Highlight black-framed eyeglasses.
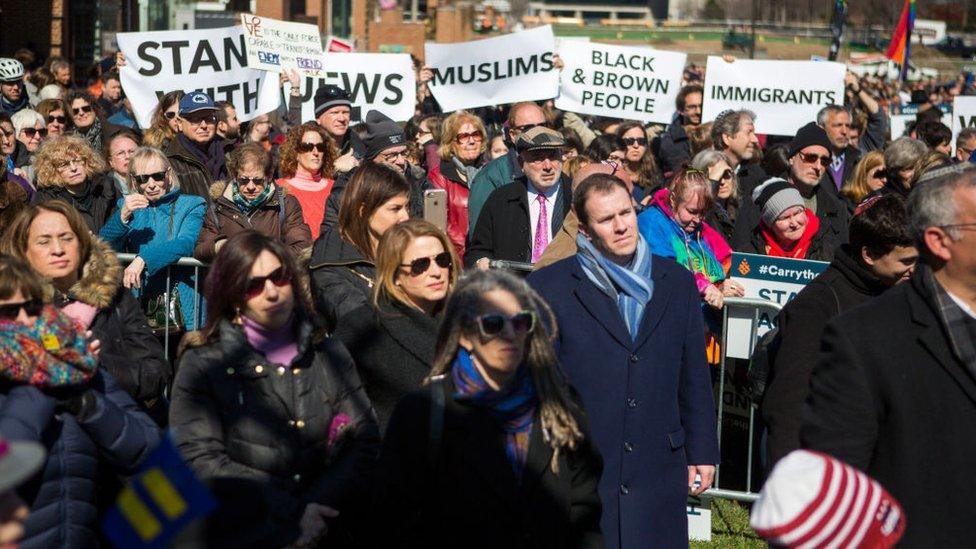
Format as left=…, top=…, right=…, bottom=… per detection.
left=0, top=298, right=43, bottom=321
left=245, top=266, right=290, bottom=298
left=72, top=105, right=93, bottom=115
left=798, top=152, right=830, bottom=167
left=401, top=251, right=452, bottom=276
left=46, top=115, right=67, bottom=125
left=475, top=310, right=535, bottom=339
left=623, top=137, right=648, bottom=147
left=236, top=176, right=267, bottom=186
left=133, top=170, right=168, bottom=185
left=21, top=127, right=47, bottom=138
left=297, top=142, right=327, bottom=153
left=163, top=111, right=178, bottom=120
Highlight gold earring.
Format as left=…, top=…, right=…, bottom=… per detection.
left=233, top=307, right=243, bottom=326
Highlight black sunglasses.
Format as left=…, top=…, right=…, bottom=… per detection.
left=163, top=111, right=178, bottom=120
left=475, top=310, right=535, bottom=339
left=798, top=152, right=831, bottom=167
left=237, top=176, right=267, bottom=186
left=46, top=115, right=67, bottom=124
left=21, top=127, right=47, bottom=138
left=401, top=251, right=452, bottom=276
left=623, top=137, right=648, bottom=147
left=72, top=105, right=93, bottom=115
left=0, top=299, right=43, bottom=321
left=245, top=266, right=290, bottom=298
left=133, top=170, right=168, bottom=185
left=297, top=142, right=327, bottom=153
left=185, top=114, right=217, bottom=125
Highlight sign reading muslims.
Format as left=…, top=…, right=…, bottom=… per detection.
left=283, top=52, right=416, bottom=123
left=702, top=56, right=846, bottom=136
left=556, top=41, right=686, bottom=124
left=117, top=26, right=281, bottom=128
left=726, top=253, right=830, bottom=359
left=240, top=14, right=325, bottom=77
left=425, top=25, right=559, bottom=112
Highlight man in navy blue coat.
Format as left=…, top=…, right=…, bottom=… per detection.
left=528, top=173, right=719, bottom=549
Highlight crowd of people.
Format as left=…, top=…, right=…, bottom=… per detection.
left=0, top=44, right=973, bottom=549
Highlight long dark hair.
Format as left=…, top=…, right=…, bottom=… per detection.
left=181, top=231, right=318, bottom=352
left=615, top=121, right=661, bottom=191
left=338, top=162, right=411, bottom=261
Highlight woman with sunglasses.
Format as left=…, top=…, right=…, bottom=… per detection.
left=36, top=98, right=69, bottom=138
left=99, top=146, right=206, bottom=329
left=841, top=151, right=885, bottom=211
left=692, top=149, right=739, bottom=244
left=743, top=178, right=835, bottom=261
left=277, top=122, right=337, bottom=240
left=334, top=219, right=459, bottom=431
left=0, top=254, right=161, bottom=548
left=310, top=162, right=410, bottom=330
left=10, top=109, right=44, bottom=179
left=33, top=135, right=119, bottom=234
left=195, top=143, right=311, bottom=262
left=143, top=90, right=182, bottom=149
left=373, top=270, right=602, bottom=547
left=2, top=200, right=172, bottom=423
left=66, top=91, right=107, bottom=152
left=171, top=231, right=380, bottom=548
left=425, top=110, right=487, bottom=257
left=616, top=121, right=661, bottom=196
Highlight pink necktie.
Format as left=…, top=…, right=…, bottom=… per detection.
left=532, top=194, right=549, bottom=263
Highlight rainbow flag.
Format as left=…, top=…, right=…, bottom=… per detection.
left=886, top=0, right=917, bottom=80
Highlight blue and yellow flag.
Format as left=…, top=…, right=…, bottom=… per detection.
left=102, top=433, right=216, bottom=549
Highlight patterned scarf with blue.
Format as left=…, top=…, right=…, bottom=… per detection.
left=452, top=348, right=537, bottom=482
left=576, top=233, right=655, bottom=340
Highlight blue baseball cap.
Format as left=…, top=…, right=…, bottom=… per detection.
left=179, top=91, right=215, bottom=116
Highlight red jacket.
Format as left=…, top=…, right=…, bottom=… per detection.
left=426, top=160, right=472, bottom=258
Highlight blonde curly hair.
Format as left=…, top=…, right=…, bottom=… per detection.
left=34, top=134, right=106, bottom=188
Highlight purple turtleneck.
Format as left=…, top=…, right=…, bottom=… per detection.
left=242, top=314, right=299, bottom=366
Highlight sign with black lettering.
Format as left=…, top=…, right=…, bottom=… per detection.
left=241, top=14, right=325, bottom=77
left=283, top=52, right=415, bottom=123
left=555, top=41, right=685, bottom=124
left=702, top=56, right=846, bottom=136
left=426, top=25, right=559, bottom=112
left=951, top=95, right=976, bottom=151
left=118, top=27, right=280, bottom=128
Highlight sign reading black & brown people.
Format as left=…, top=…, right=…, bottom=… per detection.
left=117, top=27, right=280, bottom=128
left=425, top=26, right=559, bottom=112
left=556, top=41, right=686, bottom=124
left=702, top=56, right=846, bottom=136
left=283, top=53, right=416, bottom=122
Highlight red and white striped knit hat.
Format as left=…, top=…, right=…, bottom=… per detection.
left=750, top=450, right=906, bottom=548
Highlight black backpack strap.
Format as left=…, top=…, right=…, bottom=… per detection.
left=427, top=375, right=446, bottom=469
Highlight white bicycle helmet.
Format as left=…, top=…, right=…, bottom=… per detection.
left=0, top=58, right=24, bottom=82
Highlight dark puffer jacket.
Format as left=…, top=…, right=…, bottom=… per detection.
left=309, top=229, right=376, bottom=331
left=34, top=177, right=119, bottom=234
left=164, top=135, right=229, bottom=202
left=194, top=180, right=312, bottom=262
left=170, top=320, right=381, bottom=548
left=0, top=372, right=160, bottom=549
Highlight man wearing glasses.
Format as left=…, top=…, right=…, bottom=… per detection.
left=658, top=84, right=703, bottom=176
left=732, top=122, right=850, bottom=250
left=164, top=91, right=229, bottom=201
left=801, top=163, right=976, bottom=547
left=466, top=127, right=572, bottom=269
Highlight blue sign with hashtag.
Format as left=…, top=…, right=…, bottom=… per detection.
left=102, top=433, right=216, bottom=549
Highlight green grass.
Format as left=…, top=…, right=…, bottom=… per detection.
left=690, top=498, right=766, bottom=549
left=552, top=25, right=830, bottom=46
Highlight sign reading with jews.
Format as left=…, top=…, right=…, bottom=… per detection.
left=726, top=253, right=829, bottom=359
left=702, top=56, right=846, bottom=136
left=283, top=53, right=416, bottom=123
left=240, top=14, right=325, bottom=77
left=556, top=41, right=686, bottom=124
left=118, top=27, right=281, bottom=129
left=425, top=25, right=559, bottom=112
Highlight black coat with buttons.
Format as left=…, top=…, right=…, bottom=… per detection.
left=170, top=319, right=381, bottom=548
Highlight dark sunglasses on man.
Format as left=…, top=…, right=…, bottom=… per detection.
left=475, top=310, right=535, bottom=339
left=401, top=251, right=452, bottom=277
left=0, top=298, right=43, bottom=321
left=245, top=266, right=290, bottom=298
left=797, top=151, right=831, bottom=168
left=72, top=105, right=93, bottom=116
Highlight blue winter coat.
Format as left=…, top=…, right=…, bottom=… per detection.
left=528, top=255, right=720, bottom=549
left=99, top=188, right=206, bottom=329
left=0, top=371, right=161, bottom=549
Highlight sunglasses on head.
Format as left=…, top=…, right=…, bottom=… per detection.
left=0, top=299, right=43, bottom=321
left=22, top=128, right=47, bottom=138
left=163, top=111, right=178, bottom=120
left=475, top=310, right=535, bottom=339
left=455, top=131, right=483, bottom=144
left=623, top=137, right=648, bottom=147
left=72, top=105, right=93, bottom=115
left=133, top=170, right=168, bottom=185
left=297, top=142, right=327, bottom=153
left=46, top=115, right=67, bottom=124
left=401, top=251, right=452, bottom=276
left=798, top=152, right=831, bottom=167
left=245, top=266, right=290, bottom=298
left=236, top=176, right=266, bottom=186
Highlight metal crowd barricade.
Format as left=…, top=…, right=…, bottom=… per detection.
left=702, top=296, right=784, bottom=504
left=116, top=253, right=208, bottom=357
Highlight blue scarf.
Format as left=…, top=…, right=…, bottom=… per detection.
left=452, top=348, right=536, bottom=482
left=576, top=233, right=654, bottom=340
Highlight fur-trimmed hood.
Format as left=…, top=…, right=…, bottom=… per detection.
left=65, top=238, right=123, bottom=309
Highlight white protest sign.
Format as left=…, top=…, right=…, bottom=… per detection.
left=555, top=41, right=685, bottom=124
left=688, top=496, right=712, bottom=541
left=118, top=26, right=280, bottom=129
left=241, top=14, right=325, bottom=76
left=702, top=56, right=846, bottom=136
left=426, top=25, right=559, bottom=112
left=951, top=95, right=976, bottom=152
left=891, top=112, right=953, bottom=140
left=726, top=253, right=829, bottom=359
left=283, top=53, right=416, bottom=123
